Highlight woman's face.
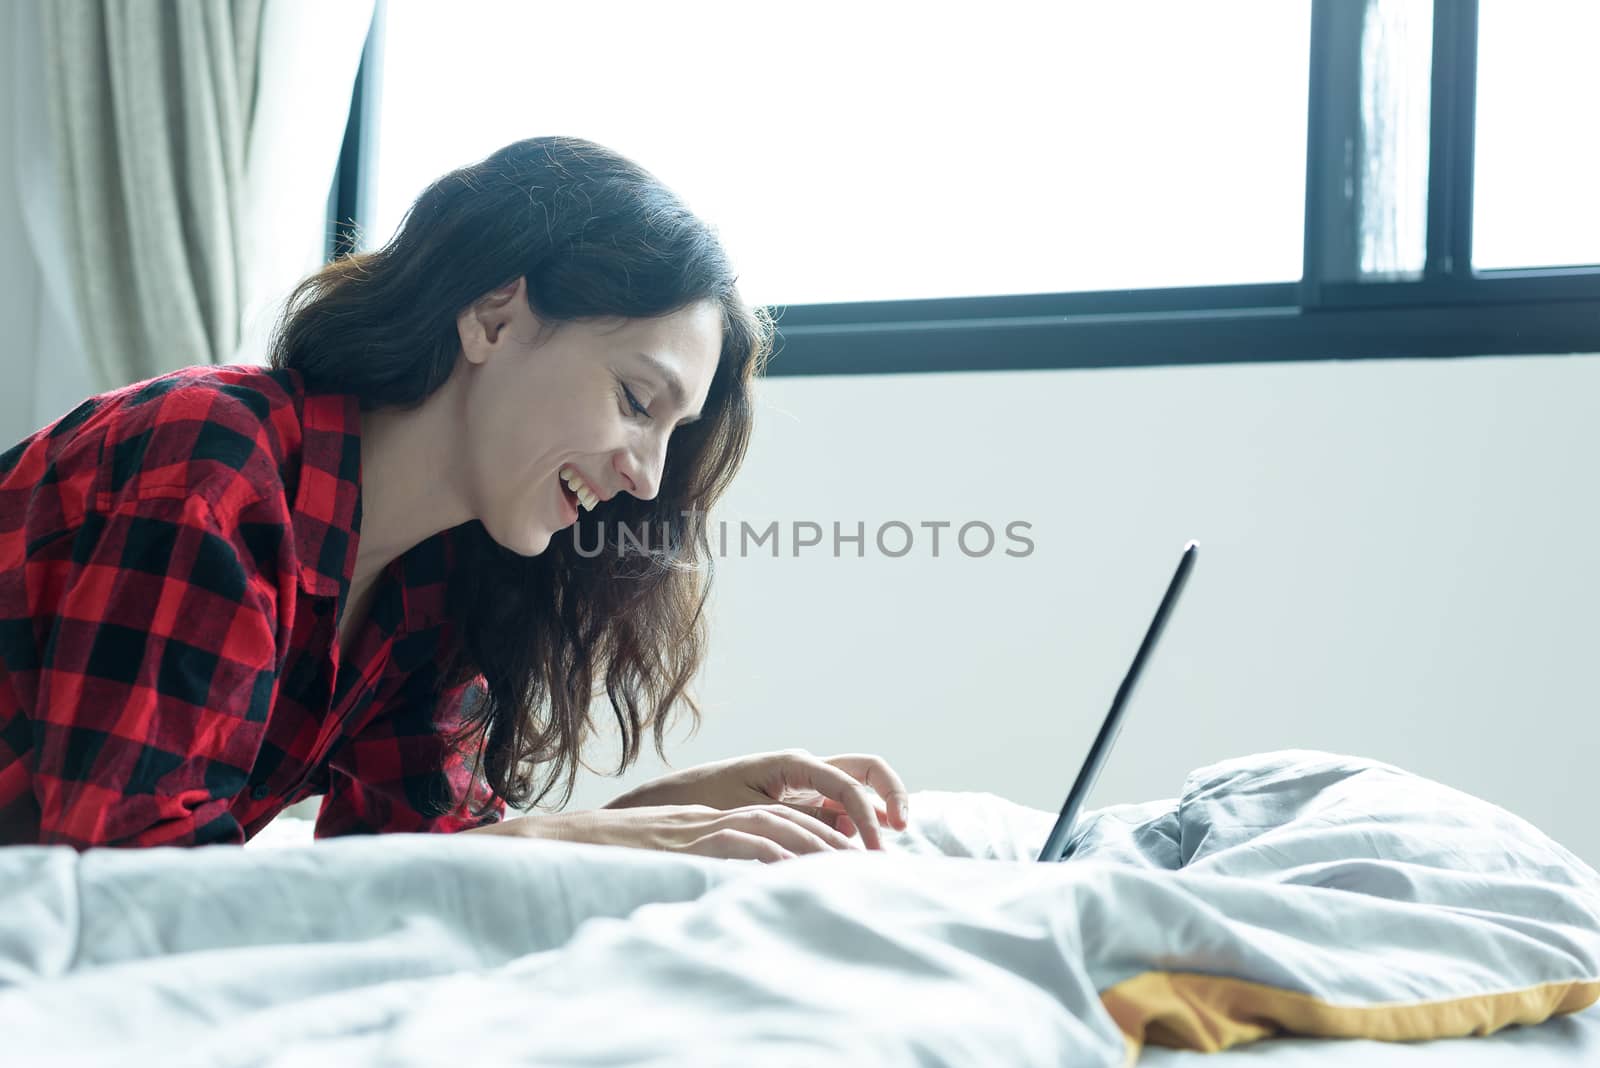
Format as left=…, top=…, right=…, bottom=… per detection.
left=455, top=277, right=722, bottom=557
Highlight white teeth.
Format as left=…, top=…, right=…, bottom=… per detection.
left=559, top=467, right=600, bottom=511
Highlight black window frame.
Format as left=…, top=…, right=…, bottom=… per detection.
left=327, top=0, right=1600, bottom=376
left=326, top=1, right=385, bottom=264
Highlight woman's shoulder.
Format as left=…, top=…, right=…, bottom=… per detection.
left=5, top=364, right=320, bottom=520
left=113, top=362, right=304, bottom=422
left=2, top=364, right=363, bottom=549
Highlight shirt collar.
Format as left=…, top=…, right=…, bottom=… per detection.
left=291, top=387, right=363, bottom=599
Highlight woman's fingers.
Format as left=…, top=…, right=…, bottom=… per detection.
left=704, top=806, right=862, bottom=860
left=822, top=754, right=911, bottom=829
left=786, top=805, right=867, bottom=851
left=685, top=827, right=794, bottom=864
left=779, top=755, right=897, bottom=850
left=794, top=797, right=891, bottom=838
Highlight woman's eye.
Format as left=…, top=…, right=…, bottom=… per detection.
left=620, top=383, right=651, bottom=420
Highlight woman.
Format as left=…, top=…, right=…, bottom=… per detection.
left=0, top=136, right=907, bottom=860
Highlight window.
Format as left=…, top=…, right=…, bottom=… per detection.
left=331, top=0, right=1600, bottom=373
left=1473, top=0, right=1600, bottom=270
left=1354, top=0, right=1433, bottom=280
left=371, top=1, right=1312, bottom=307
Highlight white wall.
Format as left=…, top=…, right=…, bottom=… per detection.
left=565, top=353, right=1600, bottom=867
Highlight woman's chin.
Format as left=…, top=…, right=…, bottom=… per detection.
left=487, top=519, right=555, bottom=558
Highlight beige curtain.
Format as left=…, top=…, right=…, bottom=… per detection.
left=41, top=0, right=265, bottom=389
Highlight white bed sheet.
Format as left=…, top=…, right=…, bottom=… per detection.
left=240, top=766, right=1600, bottom=1067
left=8, top=752, right=1598, bottom=1067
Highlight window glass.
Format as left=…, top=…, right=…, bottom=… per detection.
left=1474, top=0, right=1600, bottom=270
left=372, top=1, right=1312, bottom=305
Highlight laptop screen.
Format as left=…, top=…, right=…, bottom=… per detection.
left=1036, top=540, right=1198, bottom=863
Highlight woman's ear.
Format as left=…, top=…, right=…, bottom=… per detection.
left=457, top=277, right=528, bottom=365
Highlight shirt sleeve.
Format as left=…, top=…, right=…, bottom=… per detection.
left=30, top=492, right=281, bottom=848
left=314, top=673, right=506, bottom=837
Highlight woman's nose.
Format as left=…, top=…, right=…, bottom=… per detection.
left=615, top=440, right=665, bottom=501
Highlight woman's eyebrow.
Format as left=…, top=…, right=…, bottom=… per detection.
left=636, top=352, right=702, bottom=425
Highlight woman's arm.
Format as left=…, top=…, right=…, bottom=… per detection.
left=27, top=493, right=280, bottom=847
left=313, top=674, right=508, bottom=838
left=457, top=811, right=571, bottom=839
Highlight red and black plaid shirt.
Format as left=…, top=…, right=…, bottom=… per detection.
left=0, top=364, right=505, bottom=847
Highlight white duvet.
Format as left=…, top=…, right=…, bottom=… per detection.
left=2, top=750, right=1598, bottom=1067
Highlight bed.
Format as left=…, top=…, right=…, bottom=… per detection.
left=4, top=750, right=1597, bottom=1066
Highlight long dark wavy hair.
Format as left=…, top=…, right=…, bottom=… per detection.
left=268, top=136, right=773, bottom=814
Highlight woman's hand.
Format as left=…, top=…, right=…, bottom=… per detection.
left=599, top=749, right=910, bottom=851
left=479, top=803, right=866, bottom=863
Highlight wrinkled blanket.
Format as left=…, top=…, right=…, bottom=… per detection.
left=2, top=750, right=1597, bottom=1067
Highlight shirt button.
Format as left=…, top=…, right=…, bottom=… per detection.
left=251, top=785, right=270, bottom=801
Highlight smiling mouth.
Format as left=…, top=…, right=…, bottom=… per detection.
left=558, top=477, right=579, bottom=513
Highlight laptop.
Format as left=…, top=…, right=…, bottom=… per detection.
left=1036, top=540, right=1199, bottom=863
